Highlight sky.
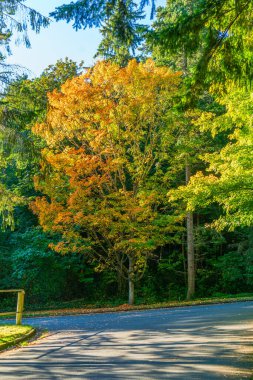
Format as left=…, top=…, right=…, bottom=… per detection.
left=6, top=0, right=166, bottom=78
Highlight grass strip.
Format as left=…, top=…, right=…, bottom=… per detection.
left=0, top=325, right=35, bottom=351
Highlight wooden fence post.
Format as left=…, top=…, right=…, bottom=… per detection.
left=16, top=291, right=25, bottom=325
left=0, top=289, right=25, bottom=325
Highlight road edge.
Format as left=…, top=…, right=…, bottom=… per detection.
left=12, top=297, right=253, bottom=318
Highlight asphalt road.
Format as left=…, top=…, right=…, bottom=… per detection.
left=1, top=301, right=253, bottom=379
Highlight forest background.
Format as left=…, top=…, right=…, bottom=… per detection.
left=0, top=0, right=252, bottom=309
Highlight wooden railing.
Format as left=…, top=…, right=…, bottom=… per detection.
left=0, top=289, right=25, bottom=325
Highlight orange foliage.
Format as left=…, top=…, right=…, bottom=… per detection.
left=31, top=59, right=181, bottom=275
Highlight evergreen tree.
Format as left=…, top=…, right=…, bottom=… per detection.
left=0, top=1, right=49, bottom=47
left=96, top=0, right=147, bottom=66
left=170, top=86, right=253, bottom=231
left=51, top=0, right=153, bottom=64
left=0, top=1, right=49, bottom=88
left=150, top=0, right=253, bottom=90
left=152, top=2, right=253, bottom=294
left=51, top=0, right=155, bottom=29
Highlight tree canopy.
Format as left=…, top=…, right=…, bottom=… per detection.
left=31, top=59, right=182, bottom=303
left=51, top=0, right=154, bottom=65
left=151, top=0, right=253, bottom=89
left=170, top=86, right=253, bottom=231
left=51, top=0, right=155, bottom=29
left=95, top=0, right=147, bottom=65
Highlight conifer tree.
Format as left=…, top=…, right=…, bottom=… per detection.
left=96, top=0, right=147, bottom=66
left=150, top=0, right=253, bottom=90
left=0, top=1, right=49, bottom=88
left=51, top=0, right=153, bottom=64
left=51, top=0, right=155, bottom=29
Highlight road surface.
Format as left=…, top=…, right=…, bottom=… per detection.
left=0, top=301, right=253, bottom=379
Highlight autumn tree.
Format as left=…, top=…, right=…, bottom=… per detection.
left=31, top=59, right=182, bottom=304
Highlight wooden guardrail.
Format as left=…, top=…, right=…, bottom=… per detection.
left=0, top=289, right=25, bottom=325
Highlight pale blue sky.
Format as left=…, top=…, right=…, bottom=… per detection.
left=6, top=0, right=166, bottom=77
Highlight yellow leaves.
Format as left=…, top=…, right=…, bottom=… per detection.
left=168, top=171, right=220, bottom=213
left=42, top=148, right=74, bottom=170
left=32, top=59, right=181, bottom=151
left=30, top=197, right=65, bottom=232
left=88, top=60, right=120, bottom=88
left=32, top=60, right=181, bottom=206
left=30, top=59, right=182, bottom=258
left=54, top=211, right=73, bottom=226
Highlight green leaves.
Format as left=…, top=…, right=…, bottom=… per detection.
left=169, top=87, right=253, bottom=231
left=96, top=0, right=148, bottom=66
left=51, top=0, right=155, bottom=29
left=0, top=184, right=24, bottom=230
left=31, top=60, right=182, bottom=294
left=0, top=1, right=49, bottom=90
left=52, top=0, right=151, bottom=66
left=150, top=0, right=253, bottom=91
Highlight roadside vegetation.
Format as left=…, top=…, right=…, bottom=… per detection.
left=0, top=325, right=35, bottom=351
left=1, top=294, right=253, bottom=320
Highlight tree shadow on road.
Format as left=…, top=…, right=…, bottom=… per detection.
left=0, top=303, right=253, bottom=379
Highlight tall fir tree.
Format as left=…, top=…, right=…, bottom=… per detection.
left=96, top=0, right=147, bottom=66
left=51, top=0, right=154, bottom=65
left=51, top=0, right=156, bottom=28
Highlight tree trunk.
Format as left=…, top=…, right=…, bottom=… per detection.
left=186, top=163, right=195, bottom=300
left=128, top=256, right=134, bottom=305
